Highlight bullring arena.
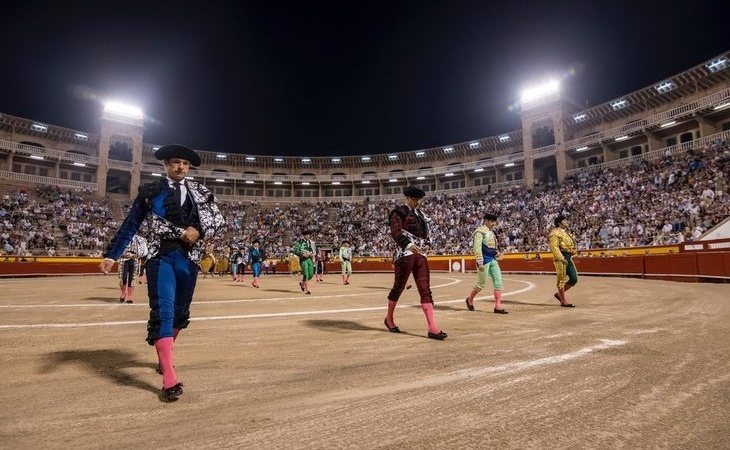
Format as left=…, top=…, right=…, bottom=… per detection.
left=1, top=269, right=729, bottom=448
left=1, top=28, right=729, bottom=449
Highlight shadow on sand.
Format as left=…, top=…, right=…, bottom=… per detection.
left=41, top=349, right=159, bottom=394
left=304, top=319, right=429, bottom=339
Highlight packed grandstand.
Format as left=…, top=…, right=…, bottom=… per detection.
left=0, top=52, right=728, bottom=259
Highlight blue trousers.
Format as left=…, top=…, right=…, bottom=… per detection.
left=251, top=261, right=261, bottom=277
left=145, top=249, right=199, bottom=345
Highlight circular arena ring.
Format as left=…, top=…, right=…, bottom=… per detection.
left=0, top=272, right=728, bottom=448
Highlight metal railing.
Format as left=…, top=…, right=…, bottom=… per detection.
left=565, top=130, right=730, bottom=175
left=0, top=170, right=98, bottom=191
left=0, top=139, right=101, bottom=165
left=565, top=88, right=730, bottom=150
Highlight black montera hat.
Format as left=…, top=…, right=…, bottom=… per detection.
left=554, top=215, right=567, bottom=227
left=403, top=186, right=426, bottom=199
left=484, top=213, right=499, bottom=221
left=154, top=144, right=201, bottom=167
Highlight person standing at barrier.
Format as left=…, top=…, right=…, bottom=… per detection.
left=117, top=234, right=148, bottom=303
left=385, top=186, right=447, bottom=340
left=98, top=144, right=225, bottom=402
left=248, top=239, right=265, bottom=288
left=549, top=215, right=578, bottom=307
left=314, top=248, right=327, bottom=282
left=465, top=213, right=507, bottom=314
left=339, top=239, right=353, bottom=285
left=293, top=229, right=316, bottom=294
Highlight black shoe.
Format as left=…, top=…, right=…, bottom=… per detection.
left=305, top=291, right=311, bottom=295
left=427, top=331, right=448, bottom=340
left=493, top=308, right=508, bottom=314
left=384, top=318, right=400, bottom=333
left=119, top=297, right=125, bottom=303
left=299, top=282, right=305, bottom=292
left=125, top=299, right=134, bottom=304
left=560, top=303, right=576, bottom=308
left=159, top=382, right=183, bottom=402
left=465, top=298, right=474, bottom=311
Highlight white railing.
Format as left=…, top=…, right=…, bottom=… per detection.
left=532, top=144, right=556, bottom=157
left=0, top=139, right=100, bottom=165
left=566, top=88, right=730, bottom=150
left=106, top=159, right=133, bottom=170
left=0, top=170, right=98, bottom=191
left=215, top=179, right=525, bottom=204
left=565, top=130, right=730, bottom=176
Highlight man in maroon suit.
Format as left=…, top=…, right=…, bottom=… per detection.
left=384, top=186, right=448, bottom=340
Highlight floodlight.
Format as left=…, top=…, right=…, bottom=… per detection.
left=274, top=158, right=284, bottom=162
left=245, top=156, right=256, bottom=162
left=520, top=80, right=560, bottom=104
left=30, top=155, right=44, bottom=160
left=714, top=102, right=730, bottom=110
left=576, top=146, right=588, bottom=152
left=361, top=156, right=371, bottom=162
left=615, top=135, right=629, bottom=142
left=498, top=135, right=510, bottom=143
left=215, top=178, right=225, bottom=182
left=443, top=147, right=454, bottom=153
left=504, top=163, right=515, bottom=167
left=654, top=81, right=674, bottom=94
left=185, top=176, right=195, bottom=180
left=332, top=158, right=341, bottom=163
left=73, top=162, right=86, bottom=167
left=611, top=99, right=629, bottom=110
left=361, top=180, right=370, bottom=184
left=389, top=178, right=398, bottom=182
left=75, top=133, right=88, bottom=140
left=388, top=155, right=398, bottom=160
left=151, top=172, right=162, bottom=177
left=245, top=180, right=254, bottom=184
left=573, top=113, right=587, bottom=123
left=706, top=58, right=727, bottom=73
left=301, top=158, right=311, bottom=163
left=332, top=181, right=341, bottom=185
left=660, top=121, right=677, bottom=128
left=415, top=151, right=426, bottom=157
left=416, top=176, right=426, bottom=180
left=444, top=172, right=454, bottom=177
left=302, top=182, right=310, bottom=185
left=32, top=123, right=48, bottom=132
left=469, top=142, right=480, bottom=148
left=474, top=168, right=484, bottom=173
left=103, top=101, right=143, bottom=119
left=274, top=181, right=283, bottom=185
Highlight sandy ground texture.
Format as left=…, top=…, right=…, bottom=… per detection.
left=0, top=272, right=728, bottom=449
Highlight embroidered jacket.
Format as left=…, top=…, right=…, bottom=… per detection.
left=293, top=239, right=316, bottom=260
left=472, top=225, right=498, bottom=264
left=548, top=227, right=577, bottom=261
left=389, top=204, right=429, bottom=259
left=104, top=179, right=226, bottom=266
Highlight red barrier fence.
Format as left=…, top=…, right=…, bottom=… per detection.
left=2, top=247, right=729, bottom=282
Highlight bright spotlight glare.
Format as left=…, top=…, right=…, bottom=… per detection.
left=520, top=80, right=560, bottom=104
left=103, top=101, right=143, bottom=119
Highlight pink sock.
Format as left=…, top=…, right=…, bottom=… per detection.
left=467, top=288, right=479, bottom=303
left=494, top=290, right=502, bottom=309
left=386, top=300, right=397, bottom=327
left=154, top=337, right=177, bottom=388
left=119, top=286, right=126, bottom=298
left=421, top=303, right=440, bottom=334
left=126, top=286, right=134, bottom=301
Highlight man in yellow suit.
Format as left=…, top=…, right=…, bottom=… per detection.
left=549, top=215, right=578, bottom=307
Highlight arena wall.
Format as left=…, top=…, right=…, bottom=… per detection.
left=3, top=245, right=729, bottom=282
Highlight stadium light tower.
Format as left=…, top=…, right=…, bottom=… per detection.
left=520, top=80, right=560, bottom=107
left=103, top=101, right=144, bottom=126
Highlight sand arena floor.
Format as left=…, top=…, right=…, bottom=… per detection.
left=0, top=272, right=728, bottom=449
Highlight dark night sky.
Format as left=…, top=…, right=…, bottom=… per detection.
left=1, top=0, right=728, bottom=156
